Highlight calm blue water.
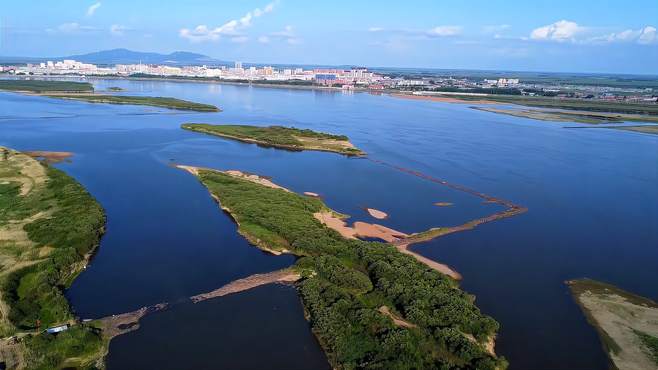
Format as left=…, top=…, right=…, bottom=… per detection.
left=1, top=78, right=656, bottom=369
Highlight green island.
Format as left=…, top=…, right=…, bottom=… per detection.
left=472, top=106, right=658, bottom=124
left=567, top=278, right=658, bottom=370
left=181, top=124, right=365, bottom=156
left=0, top=147, right=107, bottom=370
left=0, top=80, right=94, bottom=93
left=183, top=166, right=504, bottom=369
left=45, top=94, right=220, bottom=112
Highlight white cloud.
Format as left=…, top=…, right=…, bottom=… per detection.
left=427, top=26, right=462, bottom=37
left=271, top=25, right=294, bottom=37
left=58, top=22, right=82, bottom=33
left=483, top=24, right=510, bottom=39
left=231, top=36, right=249, bottom=43
left=368, top=27, right=384, bottom=32
left=483, top=24, right=510, bottom=34
left=587, top=25, right=657, bottom=45
left=86, top=2, right=101, bottom=17
left=46, top=22, right=97, bottom=34
left=638, top=26, right=657, bottom=44
left=180, top=1, right=277, bottom=43
left=530, top=20, right=583, bottom=42
left=110, top=24, right=130, bottom=36
left=528, top=21, right=656, bottom=45
left=260, top=25, right=300, bottom=45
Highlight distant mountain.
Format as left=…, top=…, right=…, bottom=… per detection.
left=61, top=48, right=230, bottom=66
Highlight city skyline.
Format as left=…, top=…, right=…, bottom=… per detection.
left=1, top=0, right=657, bottom=74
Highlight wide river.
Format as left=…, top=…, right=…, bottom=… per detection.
left=1, top=79, right=656, bottom=369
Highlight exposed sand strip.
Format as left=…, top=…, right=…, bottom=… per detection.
left=378, top=306, right=417, bottom=329
left=391, top=93, right=496, bottom=105
left=191, top=269, right=300, bottom=303
left=223, top=170, right=290, bottom=191
left=396, top=244, right=462, bottom=280
left=176, top=165, right=290, bottom=192
left=95, top=303, right=168, bottom=340
left=312, top=211, right=463, bottom=278
left=369, top=158, right=527, bottom=248
left=93, top=270, right=300, bottom=342
left=394, top=205, right=526, bottom=247
left=313, top=211, right=407, bottom=243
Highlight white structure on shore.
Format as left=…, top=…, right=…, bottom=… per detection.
left=10, top=59, right=386, bottom=85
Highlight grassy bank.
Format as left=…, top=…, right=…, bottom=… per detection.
left=181, top=124, right=365, bottom=156
left=0, top=80, right=93, bottom=93
left=567, top=279, right=658, bottom=370
left=472, top=106, right=658, bottom=124
left=45, top=94, right=220, bottom=112
left=190, top=167, right=504, bottom=369
left=410, top=93, right=658, bottom=116
left=0, top=147, right=106, bottom=369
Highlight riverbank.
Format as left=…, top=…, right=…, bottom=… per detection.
left=181, top=124, right=365, bottom=156
left=391, top=91, right=658, bottom=117
left=472, top=106, right=658, bottom=124
left=567, top=279, right=658, bottom=370
left=0, top=147, right=107, bottom=369
left=178, top=164, right=505, bottom=369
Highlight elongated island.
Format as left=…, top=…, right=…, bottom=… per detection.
left=0, top=80, right=94, bottom=93
left=0, top=79, right=220, bottom=112
left=44, top=94, right=220, bottom=112
left=0, top=147, right=107, bottom=369
left=568, top=279, right=658, bottom=370
left=177, top=165, right=504, bottom=369
left=181, top=123, right=365, bottom=156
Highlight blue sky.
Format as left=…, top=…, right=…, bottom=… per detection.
left=1, top=0, right=657, bottom=74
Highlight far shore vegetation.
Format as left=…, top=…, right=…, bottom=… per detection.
left=181, top=124, right=364, bottom=156
left=187, top=167, right=504, bottom=369
left=405, top=92, right=658, bottom=116
left=472, top=106, right=658, bottom=124
left=0, top=147, right=107, bottom=370
left=0, top=80, right=93, bottom=93
left=45, top=94, right=220, bottom=112
left=567, top=278, right=658, bottom=370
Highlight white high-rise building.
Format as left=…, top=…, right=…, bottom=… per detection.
left=235, top=61, right=242, bottom=69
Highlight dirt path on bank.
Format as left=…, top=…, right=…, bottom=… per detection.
left=191, top=269, right=300, bottom=303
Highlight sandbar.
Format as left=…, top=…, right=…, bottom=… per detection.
left=434, top=202, right=453, bottom=207
left=313, top=211, right=407, bottom=243
left=391, top=93, right=495, bottom=105
left=365, top=207, right=388, bottom=219
left=23, top=150, right=73, bottom=163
